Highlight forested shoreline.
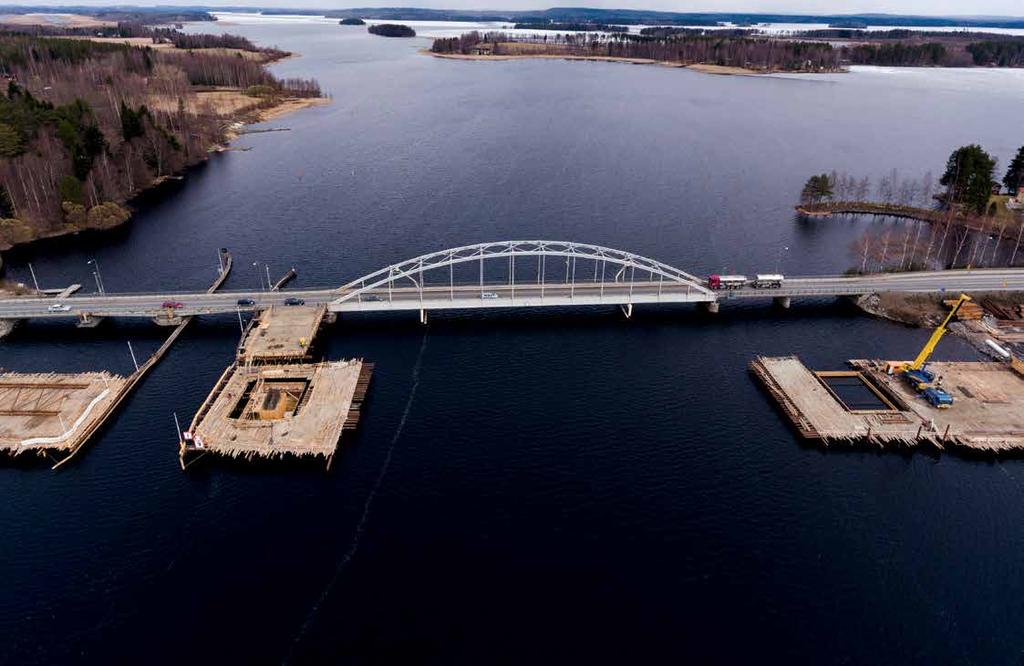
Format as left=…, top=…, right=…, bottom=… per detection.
left=431, top=29, right=1024, bottom=71
left=0, top=31, right=321, bottom=249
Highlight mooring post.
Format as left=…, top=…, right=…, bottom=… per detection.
left=419, top=308, right=427, bottom=325
left=620, top=303, right=633, bottom=319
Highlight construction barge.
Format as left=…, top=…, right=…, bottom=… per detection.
left=0, top=249, right=234, bottom=468
left=180, top=304, right=373, bottom=469
left=0, top=371, right=127, bottom=463
left=751, top=355, right=1024, bottom=455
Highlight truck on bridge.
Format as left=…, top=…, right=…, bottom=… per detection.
left=707, top=274, right=785, bottom=290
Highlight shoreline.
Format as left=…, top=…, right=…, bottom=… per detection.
left=423, top=49, right=840, bottom=76
left=0, top=92, right=329, bottom=254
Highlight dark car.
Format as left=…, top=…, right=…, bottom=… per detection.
left=237, top=298, right=256, bottom=306
left=162, top=301, right=184, bottom=309
left=284, top=297, right=305, bottom=306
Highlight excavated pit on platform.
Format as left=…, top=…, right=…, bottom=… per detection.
left=186, top=360, right=365, bottom=460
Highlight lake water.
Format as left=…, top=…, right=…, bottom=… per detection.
left=3, top=17, right=1024, bottom=665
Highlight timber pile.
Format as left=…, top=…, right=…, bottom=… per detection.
left=342, top=362, right=374, bottom=432
left=980, top=298, right=1016, bottom=321
left=945, top=299, right=984, bottom=321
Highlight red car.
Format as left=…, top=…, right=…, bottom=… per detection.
left=162, top=301, right=184, bottom=309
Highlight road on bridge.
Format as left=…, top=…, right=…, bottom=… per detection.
left=0, top=268, right=1022, bottom=321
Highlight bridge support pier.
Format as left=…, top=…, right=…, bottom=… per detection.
left=153, top=315, right=185, bottom=327
left=0, top=318, right=20, bottom=340
left=620, top=303, right=633, bottom=319
left=703, top=301, right=720, bottom=314
left=76, top=314, right=105, bottom=329
left=773, top=296, right=791, bottom=309
left=419, top=308, right=427, bottom=325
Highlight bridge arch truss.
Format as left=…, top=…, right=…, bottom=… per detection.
left=332, top=240, right=714, bottom=306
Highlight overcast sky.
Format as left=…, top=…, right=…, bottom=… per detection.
left=5, top=0, right=1022, bottom=17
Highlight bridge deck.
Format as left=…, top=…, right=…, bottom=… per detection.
left=0, top=268, right=1021, bottom=321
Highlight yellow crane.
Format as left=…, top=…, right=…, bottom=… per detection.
left=886, top=293, right=972, bottom=376
left=906, top=293, right=972, bottom=371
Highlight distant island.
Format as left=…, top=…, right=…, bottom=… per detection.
left=430, top=28, right=1024, bottom=72
left=338, top=17, right=365, bottom=25
left=0, top=23, right=323, bottom=249
left=829, top=20, right=869, bottom=29
left=368, top=23, right=416, bottom=38
left=513, top=22, right=629, bottom=33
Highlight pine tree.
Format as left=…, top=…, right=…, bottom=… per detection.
left=1004, top=145, right=1024, bottom=194
left=940, top=145, right=996, bottom=215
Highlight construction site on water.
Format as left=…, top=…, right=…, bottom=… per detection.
left=0, top=250, right=374, bottom=470
left=178, top=301, right=373, bottom=470
left=752, top=294, right=1024, bottom=455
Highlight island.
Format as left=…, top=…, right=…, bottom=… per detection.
left=339, top=17, right=365, bottom=25
left=0, top=23, right=325, bottom=250
left=368, top=23, right=416, bottom=38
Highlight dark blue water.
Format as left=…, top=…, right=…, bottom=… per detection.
left=4, top=18, right=1024, bottom=665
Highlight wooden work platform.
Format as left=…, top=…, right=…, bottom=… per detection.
left=0, top=371, right=128, bottom=459
left=237, top=305, right=326, bottom=363
left=751, top=356, right=1024, bottom=454
left=181, top=359, right=372, bottom=467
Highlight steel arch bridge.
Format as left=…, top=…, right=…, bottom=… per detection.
left=329, top=240, right=716, bottom=313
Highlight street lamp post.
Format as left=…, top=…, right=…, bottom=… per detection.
left=87, top=259, right=105, bottom=294
left=775, top=246, right=789, bottom=275
left=27, top=262, right=40, bottom=292
left=253, top=261, right=265, bottom=291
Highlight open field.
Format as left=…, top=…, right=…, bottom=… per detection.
left=0, top=13, right=114, bottom=28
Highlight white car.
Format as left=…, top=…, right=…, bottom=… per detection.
left=47, top=303, right=71, bottom=313
left=481, top=292, right=499, bottom=299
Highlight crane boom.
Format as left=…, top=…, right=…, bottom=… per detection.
left=908, top=293, right=971, bottom=371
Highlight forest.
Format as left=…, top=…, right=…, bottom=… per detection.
left=0, top=33, right=320, bottom=248
left=431, top=31, right=844, bottom=72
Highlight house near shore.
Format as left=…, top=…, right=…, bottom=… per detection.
left=470, top=43, right=495, bottom=56
left=1008, top=186, right=1024, bottom=210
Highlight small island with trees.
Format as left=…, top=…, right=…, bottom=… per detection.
left=339, top=17, right=366, bottom=26
left=368, top=23, right=416, bottom=38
